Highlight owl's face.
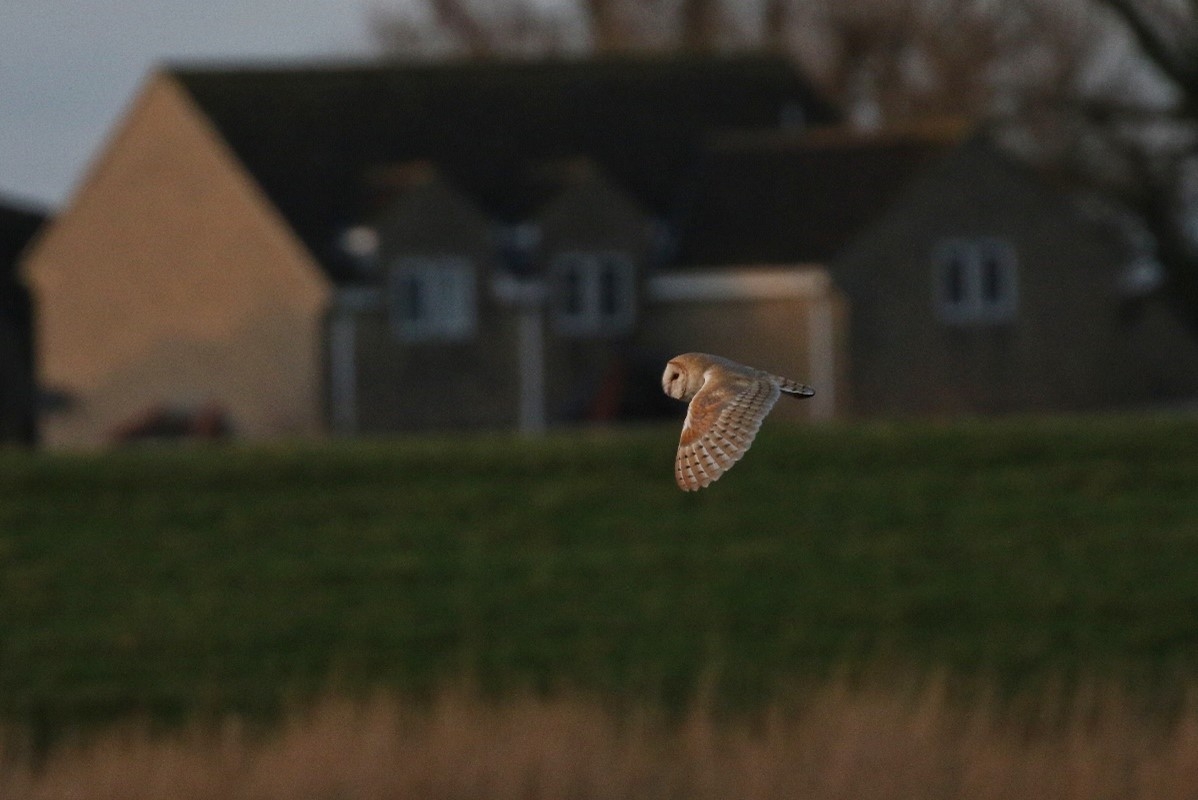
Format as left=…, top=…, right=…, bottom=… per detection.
left=661, top=356, right=704, bottom=401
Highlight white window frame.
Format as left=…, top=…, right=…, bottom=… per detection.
left=388, top=256, right=477, bottom=342
left=933, top=237, right=1019, bottom=325
left=550, top=251, right=637, bottom=337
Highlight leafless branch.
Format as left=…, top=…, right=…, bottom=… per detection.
left=1094, top=0, right=1198, bottom=89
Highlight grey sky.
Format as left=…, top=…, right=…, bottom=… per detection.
left=0, top=1, right=381, bottom=210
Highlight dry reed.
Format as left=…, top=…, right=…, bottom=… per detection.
left=4, top=679, right=1198, bottom=800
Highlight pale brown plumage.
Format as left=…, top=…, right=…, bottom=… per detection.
left=661, top=353, right=815, bottom=491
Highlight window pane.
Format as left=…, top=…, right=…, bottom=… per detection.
left=400, top=275, right=424, bottom=322
left=943, top=257, right=966, bottom=306
left=552, top=252, right=636, bottom=337
left=563, top=267, right=584, bottom=316
left=391, top=257, right=476, bottom=341
left=981, top=253, right=1003, bottom=305
left=444, top=267, right=475, bottom=334
left=933, top=237, right=1017, bottom=325
left=599, top=262, right=622, bottom=317
left=432, top=271, right=455, bottom=329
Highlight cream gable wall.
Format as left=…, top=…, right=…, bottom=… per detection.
left=22, top=71, right=333, bottom=448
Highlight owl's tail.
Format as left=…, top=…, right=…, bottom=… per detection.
left=778, top=377, right=815, bottom=397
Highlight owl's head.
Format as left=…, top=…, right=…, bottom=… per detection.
left=661, top=354, right=705, bottom=401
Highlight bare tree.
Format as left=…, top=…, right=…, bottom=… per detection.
left=369, top=0, right=1109, bottom=125
left=369, top=0, right=808, bottom=58
left=368, top=0, right=1198, bottom=325
left=773, top=0, right=1083, bottom=126
left=368, top=0, right=593, bottom=58
left=1076, top=0, right=1198, bottom=324
left=791, top=0, right=1198, bottom=325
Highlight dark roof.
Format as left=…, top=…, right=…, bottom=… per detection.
left=0, top=198, right=47, bottom=280
left=676, top=121, right=964, bottom=265
left=171, top=55, right=834, bottom=281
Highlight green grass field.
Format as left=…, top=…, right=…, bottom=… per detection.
left=3, top=414, right=1198, bottom=735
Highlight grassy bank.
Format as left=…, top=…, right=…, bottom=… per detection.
left=2, top=414, right=1198, bottom=733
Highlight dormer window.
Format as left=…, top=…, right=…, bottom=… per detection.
left=388, top=256, right=477, bottom=342
left=933, top=237, right=1018, bottom=325
left=550, top=251, right=636, bottom=337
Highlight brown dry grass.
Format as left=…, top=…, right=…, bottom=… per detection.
left=5, top=680, right=1198, bottom=800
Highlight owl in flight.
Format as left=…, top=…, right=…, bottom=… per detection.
left=661, top=353, right=815, bottom=491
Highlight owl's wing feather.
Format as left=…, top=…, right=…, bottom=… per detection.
left=775, top=376, right=815, bottom=397
left=675, top=373, right=781, bottom=491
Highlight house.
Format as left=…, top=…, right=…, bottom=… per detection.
left=660, top=118, right=1198, bottom=418
left=330, top=162, right=510, bottom=434
left=21, top=66, right=332, bottom=449
left=655, top=120, right=963, bottom=420
left=0, top=197, right=46, bottom=446
left=32, top=54, right=1177, bottom=448
left=830, top=132, right=1198, bottom=416
left=21, top=55, right=842, bottom=448
left=326, top=155, right=845, bottom=435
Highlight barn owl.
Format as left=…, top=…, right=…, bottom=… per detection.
left=661, top=353, right=815, bottom=491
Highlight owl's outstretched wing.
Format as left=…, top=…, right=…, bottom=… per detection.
left=675, top=373, right=781, bottom=491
